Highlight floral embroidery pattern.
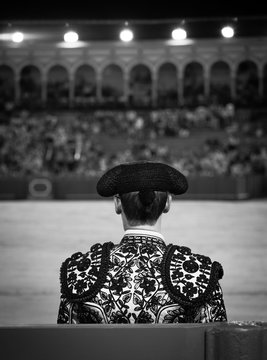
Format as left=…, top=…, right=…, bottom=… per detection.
left=165, top=245, right=216, bottom=303
left=73, top=303, right=104, bottom=323
left=161, top=306, right=186, bottom=323
left=57, top=236, right=227, bottom=324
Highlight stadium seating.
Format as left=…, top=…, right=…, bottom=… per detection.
left=0, top=107, right=266, bottom=200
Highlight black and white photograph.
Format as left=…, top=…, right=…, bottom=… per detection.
left=0, top=2, right=267, bottom=359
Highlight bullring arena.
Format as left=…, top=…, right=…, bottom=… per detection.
left=1, top=14, right=267, bottom=355
left=0, top=198, right=266, bottom=324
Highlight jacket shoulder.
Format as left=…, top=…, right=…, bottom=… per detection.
left=162, top=244, right=224, bottom=306
left=60, top=242, right=113, bottom=301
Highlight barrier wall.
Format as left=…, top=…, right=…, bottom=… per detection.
left=0, top=322, right=266, bottom=360
left=0, top=177, right=28, bottom=200
left=0, top=175, right=266, bottom=200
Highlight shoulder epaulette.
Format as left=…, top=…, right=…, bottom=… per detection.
left=60, top=241, right=113, bottom=302
left=161, top=244, right=224, bottom=307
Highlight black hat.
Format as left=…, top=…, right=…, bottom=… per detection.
left=96, top=161, right=188, bottom=197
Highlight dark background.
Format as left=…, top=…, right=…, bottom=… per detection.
left=2, top=1, right=267, bottom=21
left=2, top=2, right=267, bottom=41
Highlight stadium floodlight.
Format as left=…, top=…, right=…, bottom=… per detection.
left=64, top=31, right=79, bottom=43
left=12, top=31, right=24, bottom=43
left=119, top=28, right=134, bottom=42
left=171, top=27, right=187, bottom=40
left=221, top=26, right=235, bottom=38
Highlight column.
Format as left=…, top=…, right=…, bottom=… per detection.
left=203, top=66, right=210, bottom=100
left=151, top=69, right=157, bottom=107
left=69, top=72, right=74, bottom=108
left=95, top=70, right=102, bottom=105
left=123, top=69, right=129, bottom=106
left=14, top=70, right=20, bottom=105
left=230, top=66, right=236, bottom=100
left=41, top=71, right=47, bottom=106
left=178, top=67, right=184, bottom=106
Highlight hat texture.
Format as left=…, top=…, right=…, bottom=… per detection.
left=96, top=161, right=188, bottom=196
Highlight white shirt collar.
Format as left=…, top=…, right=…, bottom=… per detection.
left=124, top=228, right=165, bottom=242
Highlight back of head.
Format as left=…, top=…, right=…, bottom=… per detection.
left=120, top=190, right=168, bottom=226
left=97, top=160, right=188, bottom=227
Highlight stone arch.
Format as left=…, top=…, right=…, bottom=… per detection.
left=128, top=60, right=153, bottom=74
left=0, top=64, right=15, bottom=109
left=101, top=63, right=124, bottom=105
left=235, top=60, right=259, bottom=106
left=129, top=63, right=152, bottom=107
left=47, top=65, right=69, bottom=108
left=183, top=61, right=205, bottom=106
left=157, top=62, right=178, bottom=108
left=210, top=61, right=231, bottom=105
left=74, top=64, right=97, bottom=107
left=19, top=65, right=42, bottom=108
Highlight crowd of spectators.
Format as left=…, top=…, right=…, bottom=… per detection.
left=0, top=104, right=266, bottom=178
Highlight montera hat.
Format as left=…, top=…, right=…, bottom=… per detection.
left=96, top=161, right=188, bottom=197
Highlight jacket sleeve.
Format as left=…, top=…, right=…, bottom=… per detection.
left=57, top=243, right=112, bottom=324
left=193, top=282, right=227, bottom=323
left=57, top=296, right=71, bottom=324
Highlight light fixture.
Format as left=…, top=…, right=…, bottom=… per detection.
left=221, top=26, right=235, bottom=38
left=12, top=31, right=24, bottom=43
left=171, top=27, right=187, bottom=40
left=64, top=31, right=79, bottom=43
left=119, top=22, right=134, bottom=42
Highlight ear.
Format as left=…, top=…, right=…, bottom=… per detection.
left=163, top=193, right=172, bottom=213
left=114, top=195, right=122, bottom=215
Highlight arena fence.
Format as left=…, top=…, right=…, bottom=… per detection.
left=0, top=322, right=266, bottom=360
left=0, top=175, right=266, bottom=200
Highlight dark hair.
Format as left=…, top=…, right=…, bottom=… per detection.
left=119, top=190, right=168, bottom=226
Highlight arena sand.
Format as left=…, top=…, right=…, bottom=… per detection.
left=0, top=200, right=266, bottom=324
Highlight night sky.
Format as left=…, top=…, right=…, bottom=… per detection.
left=2, top=1, right=267, bottom=21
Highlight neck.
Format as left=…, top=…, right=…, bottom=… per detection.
left=125, top=223, right=161, bottom=232
left=123, top=215, right=162, bottom=233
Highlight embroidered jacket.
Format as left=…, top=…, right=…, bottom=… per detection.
left=57, top=230, right=227, bottom=324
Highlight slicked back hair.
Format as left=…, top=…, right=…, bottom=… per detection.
left=119, top=191, right=168, bottom=226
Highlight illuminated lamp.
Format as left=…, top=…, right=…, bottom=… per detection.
left=12, top=31, right=24, bottom=43
left=119, top=27, right=134, bottom=42
left=221, top=25, right=235, bottom=38
left=64, top=31, right=79, bottom=43
left=171, top=27, right=187, bottom=40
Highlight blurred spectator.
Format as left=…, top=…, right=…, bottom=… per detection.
left=0, top=106, right=266, bottom=178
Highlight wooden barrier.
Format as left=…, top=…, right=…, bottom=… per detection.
left=206, top=322, right=267, bottom=360
left=0, top=177, right=28, bottom=200
left=0, top=175, right=266, bottom=200
left=0, top=322, right=266, bottom=360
